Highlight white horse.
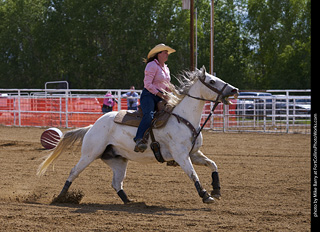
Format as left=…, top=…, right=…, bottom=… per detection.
left=37, top=67, right=238, bottom=204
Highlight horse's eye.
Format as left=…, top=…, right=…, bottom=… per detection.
left=209, top=80, right=215, bottom=85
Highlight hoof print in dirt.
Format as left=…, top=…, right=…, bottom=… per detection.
left=51, top=190, right=84, bottom=205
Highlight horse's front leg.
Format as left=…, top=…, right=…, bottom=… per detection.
left=190, top=150, right=221, bottom=199
left=176, top=156, right=215, bottom=204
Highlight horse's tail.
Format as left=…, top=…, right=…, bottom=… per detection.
left=37, top=125, right=92, bottom=176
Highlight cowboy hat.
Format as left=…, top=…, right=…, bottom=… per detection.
left=147, top=43, right=176, bottom=59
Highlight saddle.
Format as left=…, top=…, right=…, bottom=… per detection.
left=114, top=101, right=174, bottom=129
left=114, top=101, right=178, bottom=165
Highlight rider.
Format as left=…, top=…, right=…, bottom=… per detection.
left=134, top=43, right=176, bottom=152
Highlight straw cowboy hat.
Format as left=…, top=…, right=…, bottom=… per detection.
left=147, top=43, right=176, bottom=59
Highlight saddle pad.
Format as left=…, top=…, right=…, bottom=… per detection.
left=114, top=110, right=143, bottom=127
left=114, top=102, right=175, bottom=128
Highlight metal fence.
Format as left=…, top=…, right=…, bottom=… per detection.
left=203, top=89, right=311, bottom=134
left=0, top=88, right=311, bottom=134
left=0, top=88, right=142, bottom=128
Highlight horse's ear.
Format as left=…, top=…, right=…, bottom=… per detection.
left=201, top=65, right=206, bottom=76
left=199, top=66, right=206, bottom=80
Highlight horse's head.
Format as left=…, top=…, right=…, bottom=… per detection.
left=198, top=66, right=239, bottom=104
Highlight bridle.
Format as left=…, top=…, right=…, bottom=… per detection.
left=152, top=75, right=231, bottom=162
left=186, top=76, right=229, bottom=153
left=186, top=76, right=229, bottom=103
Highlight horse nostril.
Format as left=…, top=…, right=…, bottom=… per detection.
left=231, top=89, right=238, bottom=93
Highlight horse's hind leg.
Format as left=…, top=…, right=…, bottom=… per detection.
left=57, top=154, right=97, bottom=198
left=190, top=150, right=221, bottom=199
left=57, top=139, right=105, bottom=198
left=101, top=146, right=131, bottom=204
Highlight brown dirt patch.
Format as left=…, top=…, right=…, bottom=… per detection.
left=0, top=126, right=311, bottom=231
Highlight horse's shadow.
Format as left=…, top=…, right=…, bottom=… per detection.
left=51, top=201, right=211, bottom=216
left=47, top=190, right=212, bottom=215
left=51, top=201, right=177, bottom=215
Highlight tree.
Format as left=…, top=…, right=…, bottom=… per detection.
left=0, top=0, right=311, bottom=90
left=246, top=0, right=311, bottom=89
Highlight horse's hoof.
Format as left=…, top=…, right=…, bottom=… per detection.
left=211, top=189, right=221, bottom=200
left=124, top=199, right=134, bottom=204
left=203, top=196, right=215, bottom=204
left=166, top=160, right=179, bottom=167
left=202, top=191, right=215, bottom=204
left=51, top=190, right=84, bottom=204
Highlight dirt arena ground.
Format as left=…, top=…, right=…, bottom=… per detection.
left=0, top=126, right=311, bottom=231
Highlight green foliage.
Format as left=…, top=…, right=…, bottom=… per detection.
left=0, top=0, right=311, bottom=90
left=246, top=0, right=311, bottom=89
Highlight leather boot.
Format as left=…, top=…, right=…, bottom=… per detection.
left=134, top=139, right=147, bottom=153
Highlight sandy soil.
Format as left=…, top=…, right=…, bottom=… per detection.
left=0, top=126, right=311, bottom=231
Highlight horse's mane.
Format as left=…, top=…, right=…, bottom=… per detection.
left=164, top=70, right=200, bottom=107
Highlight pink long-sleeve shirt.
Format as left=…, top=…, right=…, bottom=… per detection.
left=144, top=59, right=171, bottom=95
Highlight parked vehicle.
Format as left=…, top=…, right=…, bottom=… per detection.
left=237, top=92, right=311, bottom=119
left=236, top=92, right=273, bottom=118
left=274, top=97, right=311, bottom=118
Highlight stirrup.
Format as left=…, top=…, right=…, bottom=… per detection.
left=150, top=141, right=164, bottom=163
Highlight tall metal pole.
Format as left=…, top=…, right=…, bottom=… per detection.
left=190, top=0, right=194, bottom=71
left=210, top=0, right=214, bottom=75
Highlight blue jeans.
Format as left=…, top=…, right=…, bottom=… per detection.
left=134, top=88, right=162, bottom=141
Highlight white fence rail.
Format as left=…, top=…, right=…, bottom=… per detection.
left=0, top=88, right=311, bottom=134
